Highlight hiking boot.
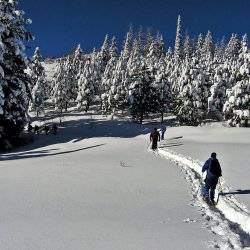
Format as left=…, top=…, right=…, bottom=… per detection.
left=210, top=199, right=215, bottom=206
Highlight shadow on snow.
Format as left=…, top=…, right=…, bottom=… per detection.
left=0, top=144, right=105, bottom=161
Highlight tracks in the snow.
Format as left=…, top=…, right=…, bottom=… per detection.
left=155, top=148, right=250, bottom=249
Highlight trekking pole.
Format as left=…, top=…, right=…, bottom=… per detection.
left=216, top=178, right=222, bottom=205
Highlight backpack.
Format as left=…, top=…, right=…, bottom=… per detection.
left=209, top=158, right=221, bottom=177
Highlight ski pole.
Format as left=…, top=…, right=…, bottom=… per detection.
left=216, top=178, right=222, bottom=204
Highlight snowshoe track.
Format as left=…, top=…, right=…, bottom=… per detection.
left=157, top=148, right=250, bottom=249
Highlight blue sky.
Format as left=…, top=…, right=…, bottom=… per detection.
left=20, top=0, right=250, bottom=58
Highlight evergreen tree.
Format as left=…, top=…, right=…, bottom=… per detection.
left=127, top=41, right=161, bottom=123
left=174, top=15, right=182, bottom=61
left=53, top=59, right=71, bottom=113
left=214, top=37, right=226, bottom=61
left=107, top=57, right=129, bottom=114
left=0, top=0, right=32, bottom=137
left=76, top=58, right=95, bottom=112
left=225, top=34, right=240, bottom=60
left=144, top=28, right=153, bottom=55
left=29, top=47, right=44, bottom=89
left=174, top=59, right=210, bottom=125
left=100, top=36, right=118, bottom=113
left=71, top=44, right=83, bottom=99
left=30, top=77, right=46, bottom=117
left=105, top=30, right=134, bottom=114
left=153, top=56, right=172, bottom=122
left=29, top=47, right=46, bottom=117
left=100, top=34, right=110, bottom=65
left=122, top=27, right=133, bottom=59
left=201, top=31, right=214, bottom=62
left=0, top=28, right=4, bottom=118
left=183, top=34, right=192, bottom=59
left=223, top=34, right=250, bottom=127
left=208, top=66, right=230, bottom=118
left=129, top=63, right=160, bottom=124
left=94, top=35, right=111, bottom=99
left=195, top=33, right=204, bottom=59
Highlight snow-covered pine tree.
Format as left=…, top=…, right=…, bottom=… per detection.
left=183, top=34, right=193, bottom=59
left=105, top=29, right=133, bottom=115
left=88, top=48, right=100, bottom=96
left=100, top=36, right=119, bottom=113
left=174, top=59, right=210, bottom=125
left=146, top=33, right=165, bottom=67
left=71, top=44, right=83, bottom=99
left=76, top=58, right=95, bottom=112
left=0, top=23, right=4, bottom=120
left=29, top=47, right=47, bottom=117
left=153, top=56, right=172, bottom=122
left=127, top=40, right=161, bottom=123
left=224, top=34, right=240, bottom=60
left=208, top=66, right=230, bottom=119
left=122, top=27, right=133, bottom=60
left=128, top=63, right=161, bottom=124
left=29, top=47, right=44, bottom=89
left=223, top=34, right=250, bottom=127
left=144, top=28, right=153, bottom=55
left=93, top=35, right=111, bottom=101
left=53, top=58, right=72, bottom=113
left=174, top=15, right=182, bottom=62
left=214, top=37, right=226, bottom=62
left=30, top=77, right=46, bottom=117
left=99, top=34, right=110, bottom=67
left=0, top=0, right=32, bottom=137
left=195, top=33, right=204, bottom=59
left=106, top=58, right=128, bottom=114
left=201, top=31, right=214, bottom=63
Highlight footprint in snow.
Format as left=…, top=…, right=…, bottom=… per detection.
left=183, top=218, right=197, bottom=223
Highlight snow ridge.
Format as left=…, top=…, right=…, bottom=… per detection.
left=158, top=148, right=250, bottom=249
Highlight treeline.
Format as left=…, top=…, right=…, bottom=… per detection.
left=1, top=3, right=250, bottom=145
left=31, top=16, right=249, bottom=127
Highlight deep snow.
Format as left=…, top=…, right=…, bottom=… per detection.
left=0, top=113, right=219, bottom=250
left=0, top=114, right=249, bottom=249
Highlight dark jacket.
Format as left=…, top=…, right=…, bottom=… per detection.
left=150, top=131, right=160, bottom=142
left=202, top=158, right=222, bottom=178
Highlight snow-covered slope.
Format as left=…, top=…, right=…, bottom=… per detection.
left=0, top=114, right=250, bottom=249
left=0, top=113, right=219, bottom=250
left=157, top=125, right=250, bottom=249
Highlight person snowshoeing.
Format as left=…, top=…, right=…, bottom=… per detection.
left=161, top=125, right=166, bottom=140
left=150, top=128, right=160, bottom=150
left=52, top=123, right=58, bottom=135
left=202, top=152, right=222, bottom=205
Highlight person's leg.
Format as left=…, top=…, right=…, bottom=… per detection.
left=210, top=187, right=215, bottom=203
left=152, top=139, right=157, bottom=150
left=209, top=179, right=218, bottom=204
left=161, top=132, right=164, bottom=140
left=202, top=183, right=210, bottom=198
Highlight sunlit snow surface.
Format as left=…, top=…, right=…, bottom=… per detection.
left=1, top=114, right=250, bottom=249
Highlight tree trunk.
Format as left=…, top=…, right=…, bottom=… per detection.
left=161, top=111, right=164, bottom=123
left=140, top=109, right=143, bottom=124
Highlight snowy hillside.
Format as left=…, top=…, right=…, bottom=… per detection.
left=1, top=113, right=250, bottom=249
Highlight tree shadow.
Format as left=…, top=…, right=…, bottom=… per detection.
left=158, top=143, right=183, bottom=148
left=1, top=109, right=178, bottom=157
left=1, top=117, right=171, bottom=154
left=0, top=144, right=105, bottom=161
left=220, top=189, right=250, bottom=196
